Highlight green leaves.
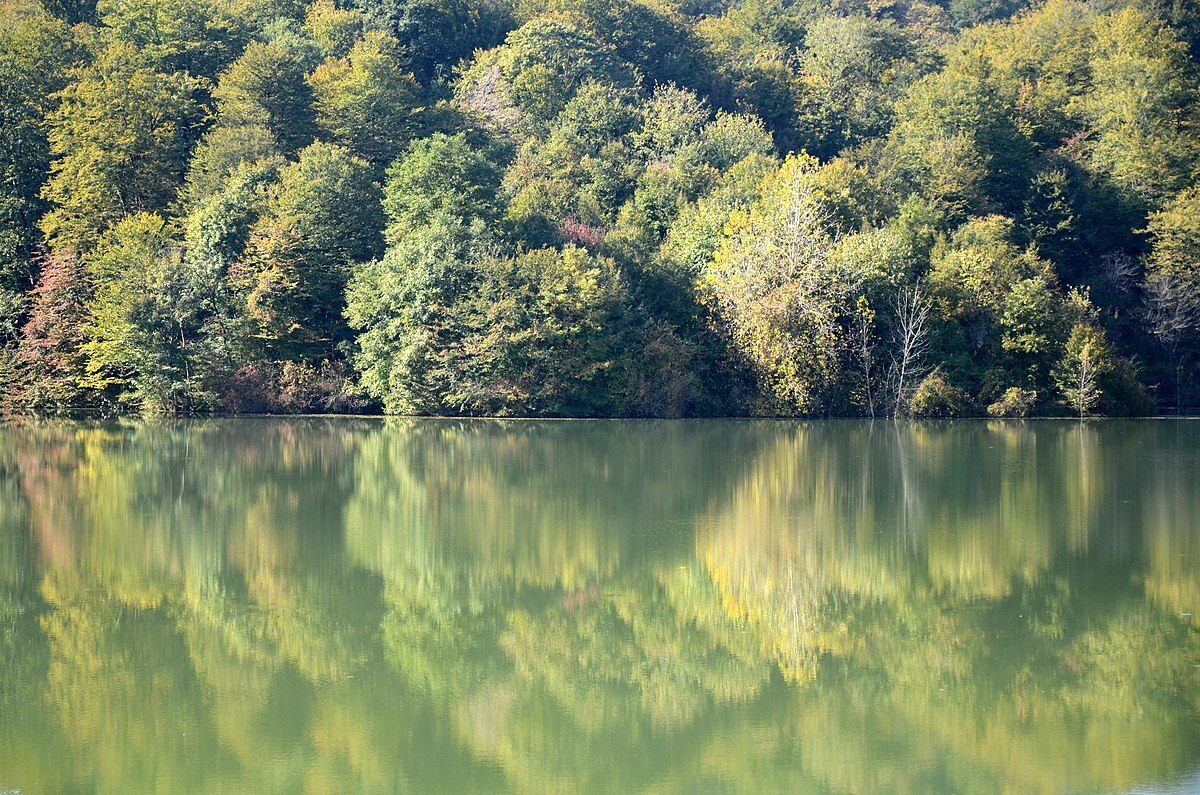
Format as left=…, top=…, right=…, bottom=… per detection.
left=1076, top=7, right=1197, bottom=205
left=455, top=15, right=636, bottom=139
left=698, top=155, right=851, bottom=414
left=40, top=44, right=202, bottom=252
left=211, top=39, right=317, bottom=156
left=1052, top=322, right=1113, bottom=416
left=81, top=213, right=209, bottom=412
left=6, top=0, right=1195, bottom=416
left=309, top=30, right=422, bottom=168
left=381, top=132, right=501, bottom=238
left=236, top=142, right=382, bottom=360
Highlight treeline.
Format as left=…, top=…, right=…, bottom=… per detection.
left=0, top=0, right=1198, bottom=416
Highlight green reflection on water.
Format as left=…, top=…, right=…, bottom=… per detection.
left=0, top=419, right=1198, bottom=793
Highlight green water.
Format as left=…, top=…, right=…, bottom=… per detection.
left=1, top=419, right=1198, bottom=794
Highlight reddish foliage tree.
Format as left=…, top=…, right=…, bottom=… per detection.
left=2, top=251, right=96, bottom=415
left=560, top=216, right=606, bottom=249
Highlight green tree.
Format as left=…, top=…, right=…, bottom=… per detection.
left=380, top=132, right=501, bottom=238
left=949, top=0, right=1022, bottom=28
left=346, top=214, right=494, bottom=414
left=1144, top=186, right=1200, bottom=288
left=179, top=159, right=280, bottom=395
left=210, top=39, right=317, bottom=157
left=1053, top=322, right=1112, bottom=416
left=95, top=0, right=243, bottom=76
left=928, top=216, right=1053, bottom=346
left=1142, top=186, right=1200, bottom=408
left=39, top=44, right=201, bottom=252
left=445, top=245, right=651, bottom=416
left=454, top=15, right=636, bottom=139
left=0, top=0, right=78, bottom=286
left=80, top=213, right=211, bottom=413
left=308, top=30, right=421, bottom=169
left=660, top=153, right=777, bottom=281
left=884, top=66, right=1033, bottom=219
left=694, top=0, right=806, bottom=150
left=1021, top=165, right=1081, bottom=277
left=1075, top=7, right=1197, bottom=204
left=697, top=155, right=856, bottom=414
left=351, top=237, right=657, bottom=417
left=968, top=0, right=1096, bottom=148
left=574, top=0, right=716, bottom=96
left=926, top=215, right=1068, bottom=399
left=179, top=122, right=283, bottom=209
left=502, top=81, right=641, bottom=245
left=796, top=14, right=927, bottom=159
left=236, top=142, right=383, bottom=361
left=698, top=111, right=774, bottom=171
left=347, top=132, right=501, bottom=413
left=304, top=0, right=362, bottom=57
left=633, top=84, right=708, bottom=164
left=355, top=0, right=512, bottom=83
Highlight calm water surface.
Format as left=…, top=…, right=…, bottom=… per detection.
left=1, top=419, right=1198, bottom=793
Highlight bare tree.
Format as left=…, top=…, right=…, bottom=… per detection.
left=1066, top=341, right=1101, bottom=418
left=1144, top=273, right=1200, bottom=411
left=1100, top=251, right=1138, bottom=295
left=889, top=281, right=931, bottom=419
left=853, top=297, right=877, bottom=418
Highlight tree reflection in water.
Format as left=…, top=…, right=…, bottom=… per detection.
left=0, top=418, right=1197, bottom=793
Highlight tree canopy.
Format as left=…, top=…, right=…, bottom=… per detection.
left=3, top=0, right=1199, bottom=415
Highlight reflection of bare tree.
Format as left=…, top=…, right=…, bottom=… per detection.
left=893, top=420, right=923, bottom=547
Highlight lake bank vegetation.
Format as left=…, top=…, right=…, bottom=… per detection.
left=1, top=0, right=1199, bottom=417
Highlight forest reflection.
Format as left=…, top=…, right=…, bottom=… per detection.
left=0, top=419, right=1198, bottom=793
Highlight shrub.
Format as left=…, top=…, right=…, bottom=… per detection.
left=987, top=387, right=1038, bottom=417
left=909, top=370, right=969, bottom=417
left=212, top=360, right=367, bottom=414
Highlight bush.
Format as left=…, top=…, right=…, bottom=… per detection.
left=987, top=387, right=1038, bottom=417
left=1098, top=358, right=1155, bottom=416
left=212, top=360, right=367, bottom=414
left=909, top=370, right=969, bottom=417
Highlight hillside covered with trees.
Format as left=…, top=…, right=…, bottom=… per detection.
left=1, top=0, right=1198, bottom=416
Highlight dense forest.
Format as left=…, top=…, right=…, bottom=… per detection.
left=1, top=0, right=1198, bottom=416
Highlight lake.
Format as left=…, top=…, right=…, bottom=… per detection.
left=0, top=418, right=1198, bottom=793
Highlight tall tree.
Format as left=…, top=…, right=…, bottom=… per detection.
left=0, top=0, right=78, bottom=287
left=698, top=155, right=857, bottom=414
left=353, top=0, right=512, bottom=84
left=235, top=142, right=383, bottom=360
left=454, top=15, right=636, bottom=139
left=380, top=132, right=501, bottom=238
left=304, top=0, right=362, bottom=58
left=796, top=14, right=927, bottom=159
left=884, top=67, right=1033, bottom=219
left=209, top=39, right=318, bottom=157
left=95, top=0, right=243, bottom=76
left=1076, top=7, right=1197, bottom=205
left=40, top=43, right=201, bottom=252
left=347, top=132, right=501, bottom=412
left=1, top=251, right=95, bottom=415
left=1053, top=322, right=1112, bottom=416
left=308, top=30, right=421, bottom=169
left=81, top=213, right=211, bottom=413
left=1142, top=186, right=1200, bottom=407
